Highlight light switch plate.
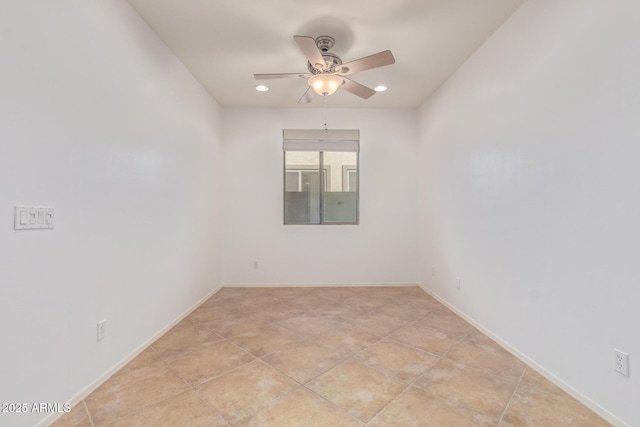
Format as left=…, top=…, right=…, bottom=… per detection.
left=14, top=206, right=54, bottom=230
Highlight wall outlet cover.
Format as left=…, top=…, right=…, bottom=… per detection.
left=97, top=320, right=107, bottom=341
left=614, top=349, right=629, bottom=377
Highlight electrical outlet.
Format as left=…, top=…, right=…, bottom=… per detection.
left=456, top=277, right=461, bottom=290
left=97, top=320, right=106, bottom=341
left=614, top=349, right=629, bottom=377
left=253, top=261, right=259, bottom=269
left=431, top=266, right=435, bottom=277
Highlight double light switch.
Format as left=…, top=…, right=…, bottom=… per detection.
left=14, top=206, right=54, bottom=230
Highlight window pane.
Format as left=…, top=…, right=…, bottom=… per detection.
left=300, top=171, right=320, bottom=192
left=323, top=151, right=358, bottom=224
left=284, top=151, right=320, bottom=224
left=347, top=170, right=357, bottom=192
left=285, top=171, right=299, bottom=192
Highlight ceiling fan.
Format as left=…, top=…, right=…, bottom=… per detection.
left=254, top=35, right=395, bottom=104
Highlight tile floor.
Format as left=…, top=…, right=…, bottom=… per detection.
left=52, top=286, right=610, bottom=426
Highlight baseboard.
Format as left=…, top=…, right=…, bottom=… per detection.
left=222, top=282, right=421, bottom=288
left=38, top=284, right=223, bottom=427
left=417, top=283, right=627, bottom=427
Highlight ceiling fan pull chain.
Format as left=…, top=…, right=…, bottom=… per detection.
left=324, top=97, right=328, bottom=132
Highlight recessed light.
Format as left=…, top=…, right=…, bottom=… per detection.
left=374, top=85, right=388, bottom=92
left=255, top=85, right=269, bottom=92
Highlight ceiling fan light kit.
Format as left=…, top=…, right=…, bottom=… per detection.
left=254, top=35, right=395, bottom=103
left=308, top=74, right=343, bottom=96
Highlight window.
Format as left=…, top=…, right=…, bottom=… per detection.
left=283, top=129, right=359, bottom=225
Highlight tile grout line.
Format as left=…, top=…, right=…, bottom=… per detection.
left=300, top=383, right=369, bottom=425
left=346, top=339, right=436, bottom=386
left=173, top=337, right=259, bottom=389
left=366, top=342, right=448, bottom=425
left=367, top=327, right=499, bottom=424
left=403, top=355, right=504, bottom=425
left=81, top=399, right=94, bottom=427
left=192, top=390, right=232, bottom=427
left=325, top=315, right=457, bottom=426
left=231, top=384, right=307, bottom=426
left=84, top=377, right=168, bottom=427
left=412, top=329, right=526, bottom=423
left=249, top=332, right=385, bottom=422
left=381, top=335, right=449, bottom=359
left=162, top=340, right=241, bottom=426
left=244, top=293, right=473, bottom=425
left=440, top=331, right=531, bottom=385
left=186, top=339, right=274, bottom=427
left=497, top=366, right=527, bottom=426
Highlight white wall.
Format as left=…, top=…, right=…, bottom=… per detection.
left=417, top=1, right=639, bottom=425
left=0, top=2, right=223, bottom=426
left=222, top=108, right=418, bottom=285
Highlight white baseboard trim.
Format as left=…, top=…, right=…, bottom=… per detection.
left=417, top=283, right=627, bottom=427
left=222, top=282, right=421, bottom=288
left=38, top=284, right=223, bottom=427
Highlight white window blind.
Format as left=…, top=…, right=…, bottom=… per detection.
left=283, top=129, right=359, bottom=152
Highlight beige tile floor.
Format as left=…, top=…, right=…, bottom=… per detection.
left=52, top=286, right=610, bottom=426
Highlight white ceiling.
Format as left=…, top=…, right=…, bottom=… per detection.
left=126, top=0, right=524, bottom=109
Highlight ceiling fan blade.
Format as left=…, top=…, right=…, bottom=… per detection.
left=294, top=35, right=326, bottom=71
left=254, top=73, right=310, bottom=80
left=339, top=50, right=395, bottom=75
left=340, top=78, right=376, bottom=99
left=298, top=87, right=316, bottom=104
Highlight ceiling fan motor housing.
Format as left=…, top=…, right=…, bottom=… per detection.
left=307, top=52, right=342, bottom=74
left=306, top=35, right=343, bottom=74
